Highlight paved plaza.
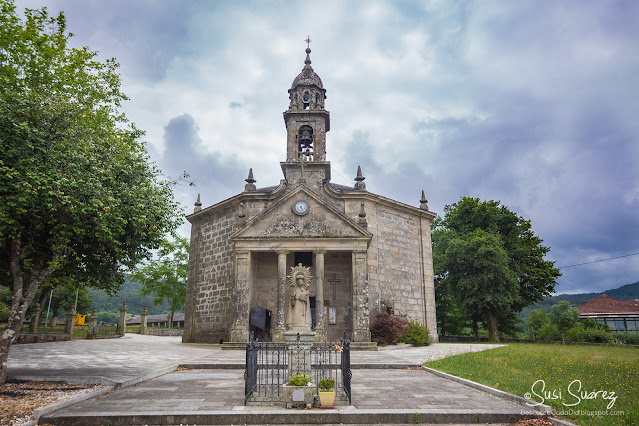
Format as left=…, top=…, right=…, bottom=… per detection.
left=6, top=334, right=550, bottom=425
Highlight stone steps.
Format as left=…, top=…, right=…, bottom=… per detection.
left=41, top=408, right=547, bottom=425
left=221, top=341, right=379, bottom=351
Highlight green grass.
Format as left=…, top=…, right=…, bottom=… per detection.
left=425, top=343, right=638, bottom=425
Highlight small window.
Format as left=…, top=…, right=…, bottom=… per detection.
left=615, top=320, right=626, bottom=331
left=294, top=251, right=312, bottom=267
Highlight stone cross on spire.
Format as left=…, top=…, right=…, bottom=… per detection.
left=305, top=35, right=312, bottom=49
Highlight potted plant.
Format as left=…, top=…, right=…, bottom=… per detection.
left=282, top=373, right=314, bottom=409
left=317, top=377, right=336, bottom=407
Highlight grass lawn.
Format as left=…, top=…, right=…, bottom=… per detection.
left=425, top=343, right=638, bottom=425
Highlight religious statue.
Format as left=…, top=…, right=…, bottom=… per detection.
left=287, top=263, right=312, bottom=331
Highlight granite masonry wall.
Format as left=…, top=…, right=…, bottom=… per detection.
left=184, top=205, right=237, bottom=343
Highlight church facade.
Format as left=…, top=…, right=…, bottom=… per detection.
left=183, top=46, right=438, bottom=345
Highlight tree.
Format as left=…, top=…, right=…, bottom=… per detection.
left=433, top=197, right=561, bottom=342
left=549, top=300, right=580, bottom=344
left=527, top=309, right=550, bottom=340
left=131, top=236, right=188, bottom=328
left=0, top=2, right=181, bottom=383
left=50, top=284, right=92, bottom=317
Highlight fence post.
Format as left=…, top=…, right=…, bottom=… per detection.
left=29, top=302, right=41, bottom=333
left=86, top=308, right=98, bottom=339
left=117, top=301, right=127, bottom=336
left=65, top=308, right=76, bottom=335
left=140, top=307, right=148, bottom=335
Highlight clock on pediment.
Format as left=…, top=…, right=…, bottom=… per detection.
left=293, top=200, right=309, bottom=215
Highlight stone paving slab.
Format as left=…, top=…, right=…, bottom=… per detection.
left=7, top=335, right=504, bottom=384
left=41, top=368, right=543, bottom=425
left=7, top=334, right=217, bottom=384
left=8, top=335, right=540, bottom=425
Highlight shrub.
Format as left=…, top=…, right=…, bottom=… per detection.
left=0, top=303, right=10, bottom=323
left=615, top=331, right=639, bottom=345
left=370, top=311, right=408, bottom=345
left=581, top=318, right=609, bottom=331
left=399, top=321, right=431, bottom=346
left=288, top=373, right=311, bottom=386
left=536, top=323, right=560, bottom=341
left=318, top=377, right=335, bottom=391
left=566, top=324, right=614, bottom=343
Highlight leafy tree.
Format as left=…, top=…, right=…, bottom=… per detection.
left=131, top=236, right=188, bottom=328
left=0, top=2, right=180, bottom=383
left=433, top=197, right=560, bottom=342
left=435, top=278, right=469, bottom=337
left=527, top=309, right=550, bottom=340
left=549, top=300, right=580, bottom=344
left=50, top=284, right=92, bottom=316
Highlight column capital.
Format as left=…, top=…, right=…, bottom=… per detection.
left=276, top=250, right=290, bottom=256
left=314, top=249, right=327, bottom=255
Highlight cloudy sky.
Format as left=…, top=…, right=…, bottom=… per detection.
left=17, top=0, right=639, bottom=295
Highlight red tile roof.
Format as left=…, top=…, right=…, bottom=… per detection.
left=578, top=294, right=639, bottom=314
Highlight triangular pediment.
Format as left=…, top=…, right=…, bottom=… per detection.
left=232, top=186, right=371, bottom=239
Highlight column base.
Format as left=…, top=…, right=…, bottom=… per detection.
left=230, top=325, right=249, bottom=343
left=272, top=327, right=285, bottom=343
left=313, top=327, right=327, bottom=343
left=353, top=328, right=371, bottom=342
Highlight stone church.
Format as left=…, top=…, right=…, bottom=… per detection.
left=183, top=45, right=438, bottom=345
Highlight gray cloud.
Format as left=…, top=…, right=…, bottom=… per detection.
left=18, top=0, right=638, bottom=294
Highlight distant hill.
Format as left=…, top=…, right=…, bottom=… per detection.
left=89, top=277, right=170, bottom=316
left=520, top=280, right=639, bottom=321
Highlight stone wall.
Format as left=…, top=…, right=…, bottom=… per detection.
left=369, top=204, right=426, bottom=322
left=145, top=328, right=183, bottom=336
left=184, top=205, right=237, bottom=343
left=15, top=333, right=72, bottom=344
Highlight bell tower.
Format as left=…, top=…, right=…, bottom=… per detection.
left=282, top=38, right=331, bottom=185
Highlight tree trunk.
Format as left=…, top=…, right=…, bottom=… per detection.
left=1, top=233, right=57, bottom=385
left=472, top=320, right=479, bottom=341
left=486, top=311, right=499, bottom=342
left=0, top=299, right=30, bottom=384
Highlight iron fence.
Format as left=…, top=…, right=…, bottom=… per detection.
left=244, top=334, right=352, bottom=405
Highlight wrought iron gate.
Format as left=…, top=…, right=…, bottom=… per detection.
left=244, top=335, right=352, bottom=405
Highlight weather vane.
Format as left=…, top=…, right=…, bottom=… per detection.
left=305, top=35, right=312, bottom=49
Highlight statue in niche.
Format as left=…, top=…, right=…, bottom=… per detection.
left=287, top=263, right=312, bottom=331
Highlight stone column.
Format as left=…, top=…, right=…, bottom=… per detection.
left=64, top=308, right=76, bottom=336
left=29, top=302, right=41, bottom=333
left=140, top=307, right=148, bottom=335
left=314, top=250, right=327, bottom=342
left=49, top=316, right=57, bottom=328
left=272, top=250, right=288, bottom=342
left=352, top=250, right=371, bottom=342
left=230, top=251, right=252, bottom=342
left=118, top=301, right=127, bottom=336
left=86, top=308, right=98, bottom=339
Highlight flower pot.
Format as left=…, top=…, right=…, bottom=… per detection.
left=282, top=384, right=315, bottom=409
left=318, top=390, right=335, bottom=407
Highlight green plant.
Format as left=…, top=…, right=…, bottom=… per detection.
left=615, top=331, right=639, bottom=345
left=565, top=324, right=613, bottom=343
left=287, top=373, right=311, bottom=386
left=413, top=411, right=420, bottom=423
left=399, top=321, right=431, bottom=346
left=370, top=311, right=408, bottom=345
left=318, top=377, right=335, bottom=391
left=536, top=322, right=560, bottom=340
